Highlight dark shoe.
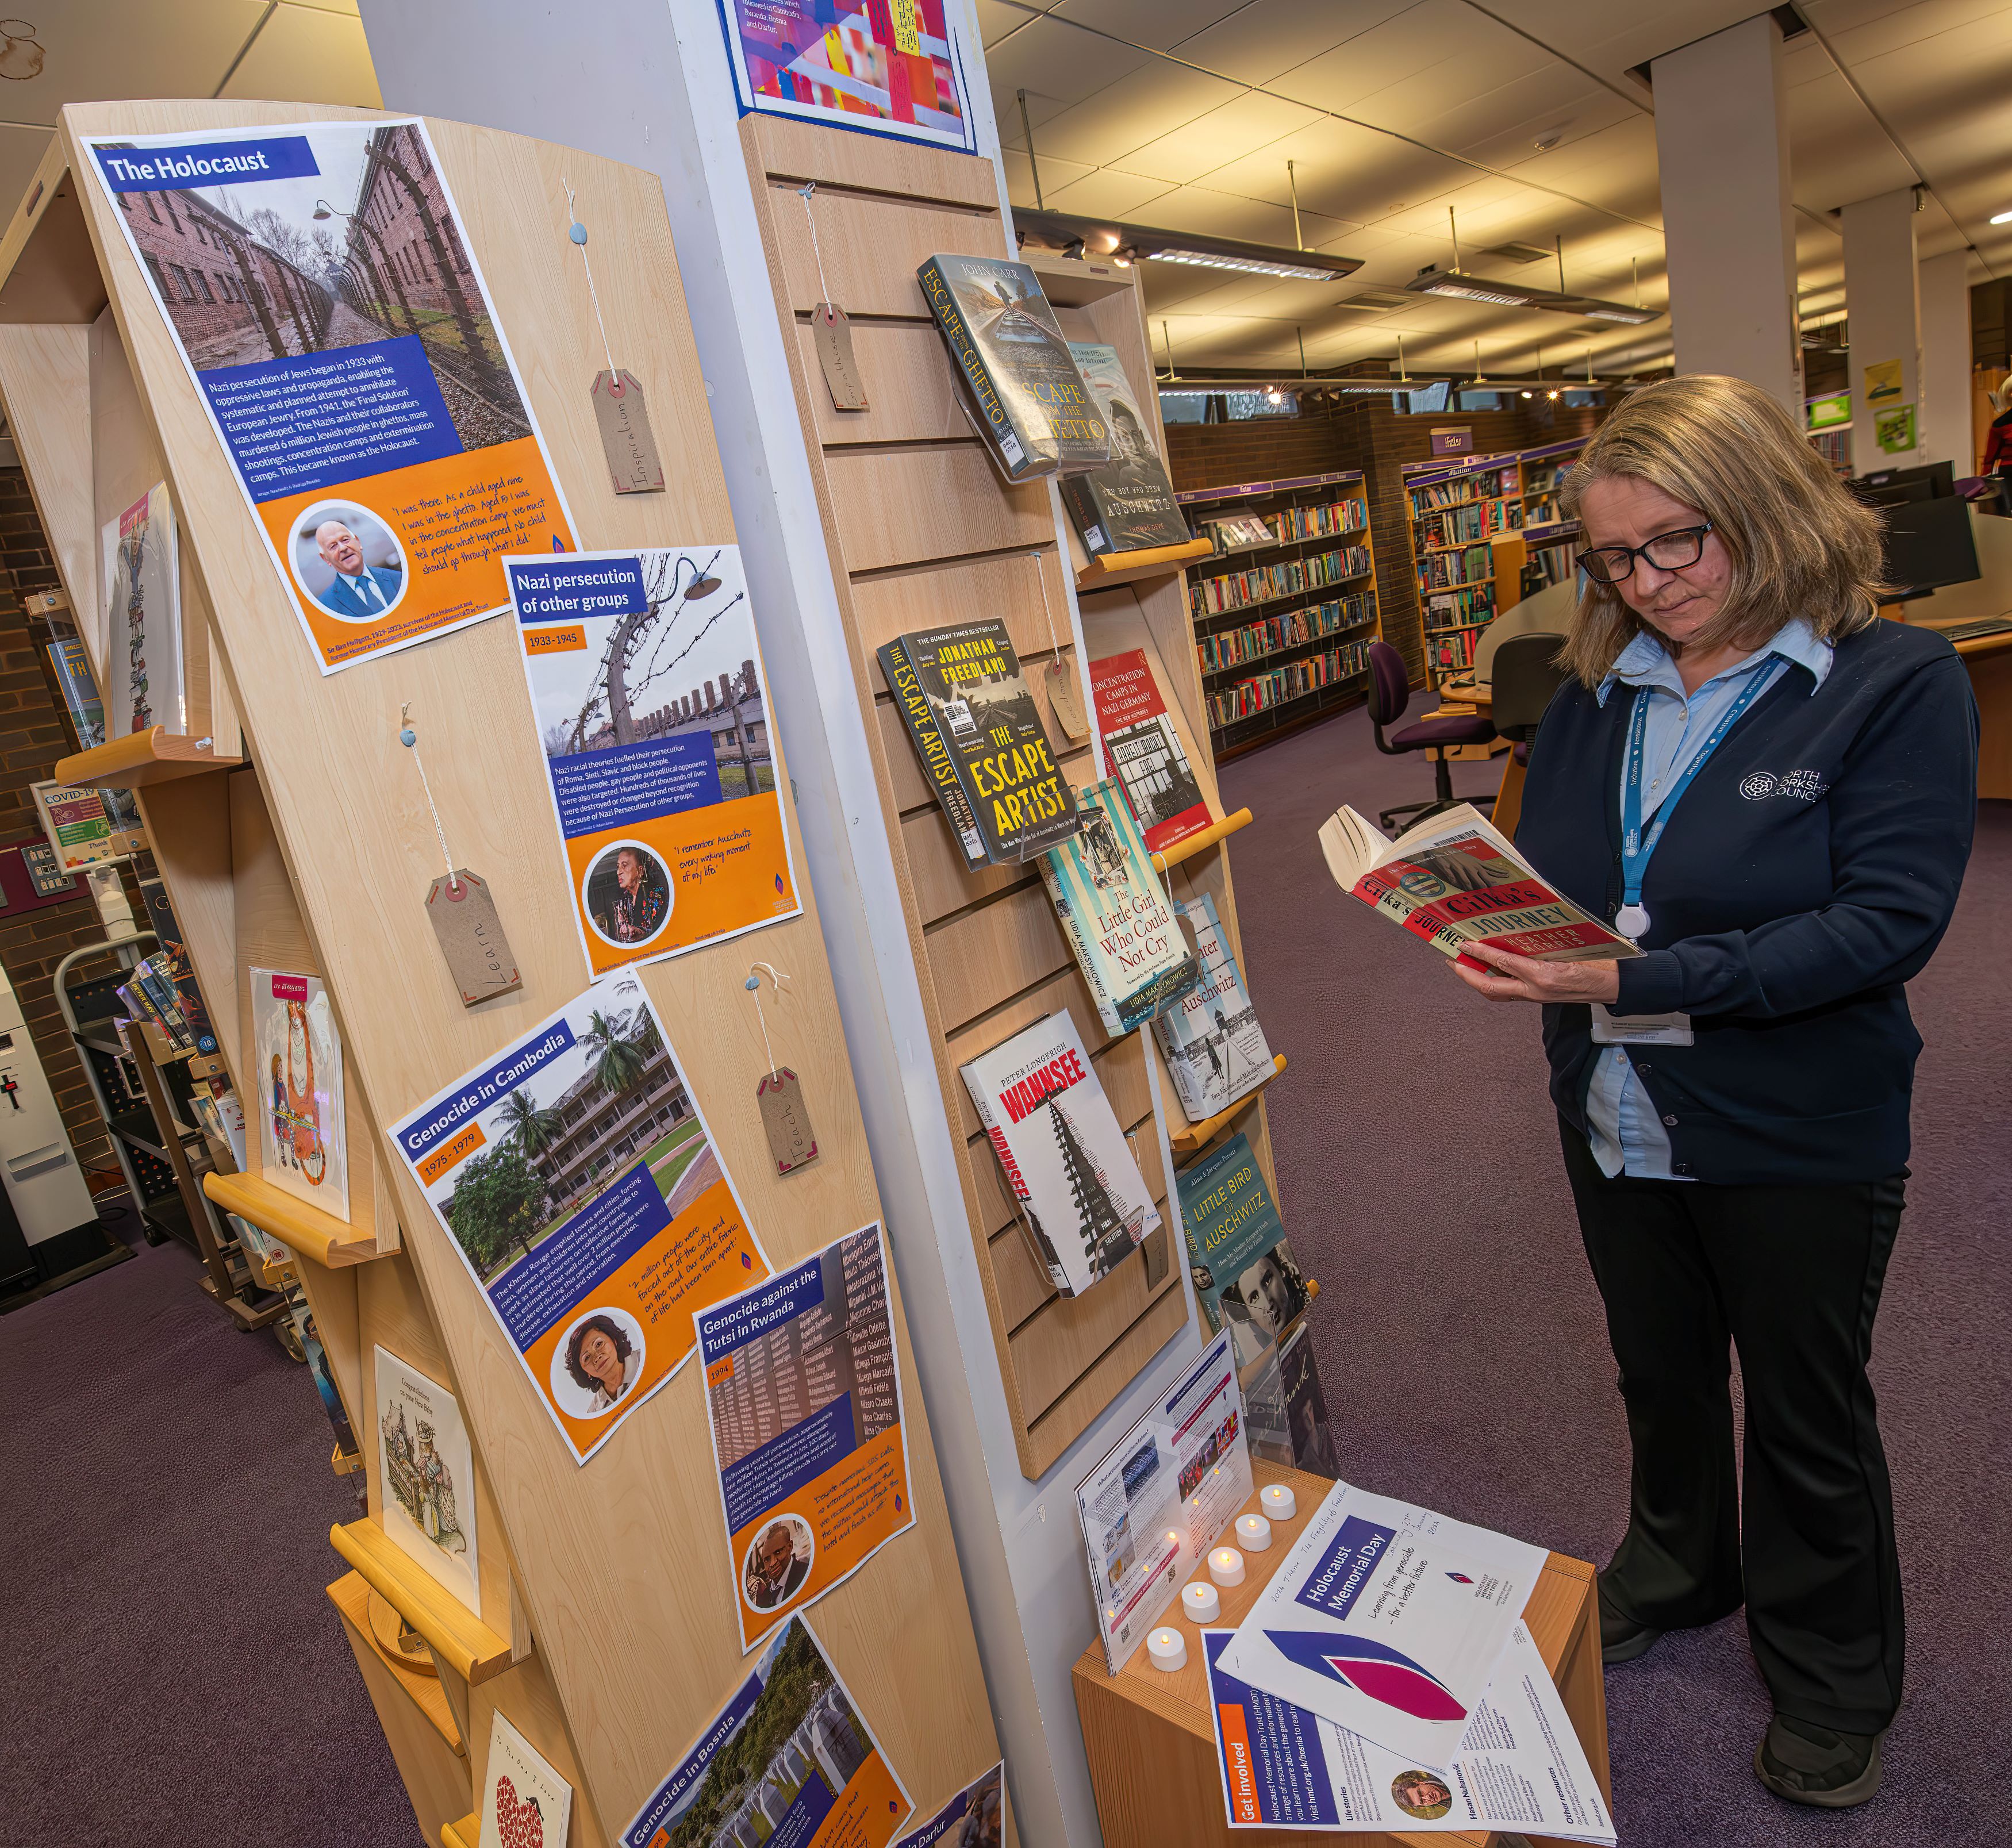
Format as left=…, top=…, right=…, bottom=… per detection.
left=1754, top=1715, right=1884, bottom=1808
left=1597, top=1572, right=1662, bottom=1665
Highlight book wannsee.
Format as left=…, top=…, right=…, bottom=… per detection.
left=1059, top=342, right=1191, bottom=554
left=917, top=253, right=1108, bottom=480
left=1089, top=649, right=1212, bottom=855
left=1319, top=802, right=1639, bottom=970
left=879, top=620, right=1081, bottom=866
left=1154, top=893, right=1273, bottom=1121
left=1039, top=779, right=1199, bottom=1035
left=961, top=1011, right=1161, bottom=1298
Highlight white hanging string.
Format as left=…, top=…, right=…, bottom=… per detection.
left=1031, top=549, right=1062, bottom=659
left=744, top=962, right=790, bottom=1077
left=563, top=177, right=617, bottom=375
left=399, top=705, right=460, bottom=894
left=797, top=182, right=834, bottom=312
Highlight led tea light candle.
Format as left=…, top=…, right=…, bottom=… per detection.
left=1236, top=1512, right=1273, bottom=1552
left=1181, top=1579, right=1221, bottom=1624
left=1261, top=1482, right=1297, bottom=1521
left=1147, top=1627, right=1188, bottom=1672
left=1208, top=1546, right=1246, bottom=1588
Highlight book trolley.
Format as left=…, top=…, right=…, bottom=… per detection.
left=1, top=101, right=1000, bottom=1847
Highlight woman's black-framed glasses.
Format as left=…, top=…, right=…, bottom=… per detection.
left=1577, top=522, right=1714, bottom=585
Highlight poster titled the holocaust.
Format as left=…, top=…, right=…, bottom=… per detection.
left=83, top=119, right=576, bottom=674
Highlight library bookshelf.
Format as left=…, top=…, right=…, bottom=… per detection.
left=1175, top=470, right=1383, bottom=762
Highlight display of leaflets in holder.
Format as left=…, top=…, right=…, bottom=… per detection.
left=100, top=482, right=182, bottom=735
left=45, top=634, right=105, bottom=750
left=620, top=1613, right=914, bottom=1848
left=878, top=621, right=1080, bottom=867
left=30, top=779, right=127, bottom=873
left=1318, top=802, right=1639, bottom=973
left=251, top=966, right=348, bottom=1219
left=1038, top=779, right=1199, bottom=1036
left=1216, top=1480, right=1548, bottom=1768
left=917, top=255, right=1108, bottom=481
left=1058, top=343, right=1190, bottom=555
left=1279, top=1323, right=1339, bottom=1480
left=892, top=1761, right=1004, bottom=1848
left=137, top=860, right=220, bottom=1055
left=374, top=1344, right=481, bottom=1616
left=1088, top=650, right=1212, bottom=856
left=478, top=1710, right=575, bottom=1848
left=1204, top=1624, right=1615, bottom=1839
left=961, top=1010, right=1160, bottom=1298
left=1074, top=1330, right=1253, bottom=1672
left=1154, top=894, right=1273, bottom=1123
left=1176, top=1133, right=1307, bottom=1362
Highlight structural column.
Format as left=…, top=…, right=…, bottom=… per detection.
left=1842, top=188, right=1923, bottom=470
left=1917, top=248, right=1973, bottom=471
left=1652, top=14, right=1803, bottom=411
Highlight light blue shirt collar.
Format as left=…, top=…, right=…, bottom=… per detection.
left=1596, top=615, right=1832, bottom=706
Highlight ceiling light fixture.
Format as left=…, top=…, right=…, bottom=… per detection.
left=1014, top=208, right=1360, bottom=282
left=1994, top=209, right=2012, bottom=225
left=1405, top=268, right=1658, bottom=324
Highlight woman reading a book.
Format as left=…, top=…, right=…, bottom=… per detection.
left=1452, top=373, right=1976, bottom=1808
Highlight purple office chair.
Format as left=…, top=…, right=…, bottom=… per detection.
left=1365, top=640, right=1497, bottom=832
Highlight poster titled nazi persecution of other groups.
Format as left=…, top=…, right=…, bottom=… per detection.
left=695, top=1222, right=913, bottom=1653
left=505, top=546, right=800, bottom=975
left=391, top=973, right=770, bottom=1465
left=83, top=119, right=576, bottom=674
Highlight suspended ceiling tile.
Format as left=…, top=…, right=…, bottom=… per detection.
left=1788, top=70, right=1917, bottom=207
left=1268, top=0, right=1549, bottom=121
left=1024, top=58, right=1247, bottom=166
left=976, top=0, right=1040, bottom=48
left=1110, top=89, right=1326, bottom=187
left=0, top=2, right=271, bottom=121
left=1169, top=0, right=1420, bottom=91
left=1050, top=0, right=1256, bottom=53
left=1035, top=166, right=1178, bottom=220
left=221, top=3, right=381, bottom=106
left=1804, top=0, right=2009, bottom=63
left=1421, top=74, right=1635, bottom=168
left=985, top=19, right=1154, bottom=128
left=1465, top=1, right=1760, bottom=87
left=1000, top=146, right=1096, bottom=208
left=287, top=0, right=363, bottom=14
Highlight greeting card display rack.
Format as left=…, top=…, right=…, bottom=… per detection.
left=2, top=101, right=999, bottom=1848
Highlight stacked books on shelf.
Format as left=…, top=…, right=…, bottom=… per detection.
left=116, top=948, right=207, bottom=1056
left=1195, top=592, right=1376, bottom=675
left=1206, top=640, right=1372, bottom=729
left=1153, top=894, right=1273, bottom=1124
left=1418, top=541, right=1492, bottom=590
left=1199, top=512, right=1277, bottom=553
left=1426, top=620, right=1483, bottom=674
left=1419, top=498, right=1520, bottom=547
left=1057, top=342, right=1190, bottom=555
left=1406, top=461, right=1515, bottom=513
left=1275, top=498, right=1365, bottom=541
left=1189, top=545, right=1372, bottom=617
left=917, top=253, right=1109, bottom=482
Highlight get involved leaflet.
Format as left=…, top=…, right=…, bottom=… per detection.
left=1218, top=1479, right=1548, bottom=1769
left=1318, top=802, right=1638, bottom=973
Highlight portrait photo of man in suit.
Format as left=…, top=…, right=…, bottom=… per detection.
left=298, top=510, right=405, bottom=620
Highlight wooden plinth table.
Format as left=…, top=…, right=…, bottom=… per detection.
left=1072, top=1463, right=1609, bottom=1848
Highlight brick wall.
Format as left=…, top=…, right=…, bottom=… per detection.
left=0, top=467, right=121, bottom=1181
left=1165, top=408, right=1357, bottom=494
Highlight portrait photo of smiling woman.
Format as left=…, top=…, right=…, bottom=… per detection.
left=1456, top=372, right=1978, bottom=1808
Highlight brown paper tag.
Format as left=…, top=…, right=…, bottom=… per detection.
left=591, top=369, right=665, bottom=494
left=1047, top=654, right=1089, bottom=743
left=812, top=304, right=869, bottom=411
left=1141, top=1223, right=1170, bottom=1290
left=757, top=1068, right=819, bottom=1175
left=425, top=870, right=523, bottom=1006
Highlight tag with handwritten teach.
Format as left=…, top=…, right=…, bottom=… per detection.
left=757, top=1068, right=819, bottom=1175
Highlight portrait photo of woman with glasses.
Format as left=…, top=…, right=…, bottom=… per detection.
left=1450, top=372, right=1978, bottom=1808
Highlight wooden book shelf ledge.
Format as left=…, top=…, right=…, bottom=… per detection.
left=1075, top=536, right=1216, bottom=591
left=1168, top=1054, right=1286, bottom=1155
left=330, top=1519, right=514, bottom=1685
left=53, top=725, right=244, bottom=788
left=203, top=1170, right=389, bottom=1269
left=1152, top=808, right=1252, bottom=874
left=327, top=1570, right=464, bottom=1757
left=441, top=1814, right=479, bottom=1848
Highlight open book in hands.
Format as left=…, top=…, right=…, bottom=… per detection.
left=1318, top=802, right=1640, bottom=973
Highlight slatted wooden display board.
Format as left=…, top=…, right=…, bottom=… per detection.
left=3, top=100, right=999, bottom=1847
left=736, top=118, right=1286, bottom=1480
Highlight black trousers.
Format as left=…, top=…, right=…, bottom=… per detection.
left=1558, top=1121, right=1906, bottom=1733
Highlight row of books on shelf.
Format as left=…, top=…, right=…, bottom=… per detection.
left=1407, top=463, right=1516, bottom=515
left=1191, top=544, right=1372, bottom=617
left=1428, top=625, right=1483, bottom=673
left=1417, top=542, right=1492, bottom=589
left=1195, top=593, right=1376, bottom=674
left=1199, top=498, right=1369, bottom=555
left=1419, top=499, right=1520, bottom=549
left=1426, top=585, right=1497, bottom=628
left=114, top=946, right=217, bottom=1059
left=1207, top=640, right=1373, bottom=729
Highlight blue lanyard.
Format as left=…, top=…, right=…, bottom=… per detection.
left=1620, top=663, right=1777, bottom=910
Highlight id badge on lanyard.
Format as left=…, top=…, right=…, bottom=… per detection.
left=1591, top=1004, right=1694, bottom=1046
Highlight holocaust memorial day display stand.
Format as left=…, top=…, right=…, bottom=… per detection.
left=0, top=100, right=999, bottom=1847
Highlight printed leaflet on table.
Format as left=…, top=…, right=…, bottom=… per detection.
left=695, top=1222, right=913, bottom=1654
left=1088, top=648, right=1212, bottom=855
left=1205, top=1624, right=1614, bottom=1840
left=251, top=966, right=348, bottom=1220
left=1074, top=1330, right=1252, bottom=1672
left=1176, top=1133, right=1307, bottom=1366
left=479, top=1710, right=575, bottom=1848
left=892, top=1762, right=1004, bottom=1848
left=1154, top=894, right=1274, bottom=1124
left=99, top=483, right=181, bottom=735
left=374, top=1344, right=480, bottom=1615
left=30, top=781, right=125, bottom=873
left=1218, top=1480, right=1548, bottom=1768
left=621, top=1612, right=913, bottom=1848
left=505, top=546, right=800, bottom=976
left=83, top=120, right=576, bottom=675
left=390, top=972, right=770, bottom=1465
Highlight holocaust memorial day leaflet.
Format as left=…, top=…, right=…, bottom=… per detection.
left=1058, top=343, right=1191, bottom=555
left=695, top=1223, right=913, bottom=1654
left=505, top=547, right=800, bottom=976
left=1218, top=1481, right=1548, bottom=1769
left=1176, top=1133, right=1306, bottom=1365
left=1074, top=1330, right=1252, bottom=1673
left=1154, top=894, right=1274, bottom=1124
left=374, top=1344, right=479, bottom=1616
left=891, top=1762, right=1004, bottom=1848
left=100, top=483, right=181, bottom=736
left=251, top=966, right=348, bottom=1219
left=961, top=1011, right=1159, bottom=1298
left=391, top=972, right=770, bottom=1465
left=1319, top=802, right=1637, bottom=972
left=1088, top=649, right=1212, bottom=856
left=1205, top=1625, right=1614, bottom=1840
left=84, top=120, right=576, bottom=674
left=479, top=1711, right=575, bottom=1848
left=622, top=1614, right=913, bottom=1848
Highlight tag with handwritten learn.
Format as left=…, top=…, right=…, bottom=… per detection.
left=590, top=368, right=665, bottom=493
left=425, top=870, right=522, bottom=1006
left=812, top=303, right=869, bottom=411
left=757, top=1067, right=819, bottom=1175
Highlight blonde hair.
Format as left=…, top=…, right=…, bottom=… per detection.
left=1556, top=373, right=1884, bottom=686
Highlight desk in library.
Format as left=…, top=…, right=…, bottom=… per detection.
left=1070, top=1462, right=1609, bottom=1848
left=1430, top=679, right=1532, bottom=837
left=1894, top=612, right=2012, bottom=800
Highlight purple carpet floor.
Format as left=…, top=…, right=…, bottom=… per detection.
left=0, top=1202, right=425, bottom=1847
left=1220, top=705, right=2012, bottom=1847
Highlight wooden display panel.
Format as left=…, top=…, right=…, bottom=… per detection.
left=0, top=100, right=999, bottom=1843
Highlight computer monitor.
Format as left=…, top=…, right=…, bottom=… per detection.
left=1857, top=459, right=1955, bottom=498
left=1882, top=497, right=1980, bottom=601
left=1854, top=478, right=1936, bottom=510
left=1402, top=379, right=1450, bottom=415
